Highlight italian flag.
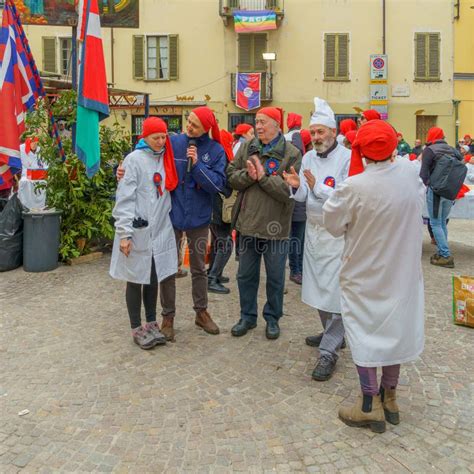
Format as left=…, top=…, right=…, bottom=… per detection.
left=76, top=0, right=109, bottom=178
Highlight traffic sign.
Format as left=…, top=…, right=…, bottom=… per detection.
left=370, top=54, right=387, bottom=81
left=370, top=84, right=388, bottom=102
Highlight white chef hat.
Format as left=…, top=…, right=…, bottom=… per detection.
left=310, top=97, right=336, bottom=129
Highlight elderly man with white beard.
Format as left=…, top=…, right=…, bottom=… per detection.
left=284, top=98, right=351, bottom=381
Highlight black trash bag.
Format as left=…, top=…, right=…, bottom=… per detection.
left=0, top=194, right=24, bottom=272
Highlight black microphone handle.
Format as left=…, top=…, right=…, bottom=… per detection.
left=187, top=156, right=193, bottom=173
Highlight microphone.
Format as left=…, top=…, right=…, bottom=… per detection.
left=187, top=139, right=197, bottom=173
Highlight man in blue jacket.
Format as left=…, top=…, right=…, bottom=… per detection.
left=118, top=107, right=227, bottom=340
left=161, top=107, right=228, bottom=339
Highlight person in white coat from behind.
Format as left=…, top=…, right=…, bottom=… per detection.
left=323, top=120, right=425, bottom=433
left=283, top=98, right=351, bottom=382
left=110, top=117, right=179, bottom=350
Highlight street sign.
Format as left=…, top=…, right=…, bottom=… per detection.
left=370, top=54, right=387, bottom=81
left=370, top=84, right=388, bottom=103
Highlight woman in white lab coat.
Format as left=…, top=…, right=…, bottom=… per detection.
left=323, top=120, right=425, bottom=433
left=110, top=117, right=179, bottom=350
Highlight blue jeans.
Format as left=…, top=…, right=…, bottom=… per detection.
left=288, top=220, right=306, bottom=276
left=237, top=236, right=288, bottom=324
left=426, top=187, right=453, bottom=258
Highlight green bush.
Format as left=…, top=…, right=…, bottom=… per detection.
left=26, top=91, right=131, bottom=260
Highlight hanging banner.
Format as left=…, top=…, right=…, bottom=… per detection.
left=236, top=73, right=261, bottom=111
left=233, top=10, right=277, bottom=33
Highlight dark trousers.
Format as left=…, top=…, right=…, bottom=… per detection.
left=209, top=223, right=233, bottom=279
left=166, top=225, right=209, bottom=313
left=126, top=258, right=174, bottom=329
left=288, top=220, right=306, bottom=276
left=237, top=236, right=288, bottom=324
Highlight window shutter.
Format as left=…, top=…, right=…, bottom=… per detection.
left=238, top=34, right=252, bottom=71
left=168, top=35, right=179, bottom=80
left=337, top=34, right=349, bottom=79
left=133, top=35, right=144, bottom=80
left=42, top=37, right=57, bottom=74
left=253, top=34, right=267, bottom=71
left=324, top=34, right=336, bottom=79
left=415, top=33, right=427, bottom=80
left=428, top=33, right=440, bottom=79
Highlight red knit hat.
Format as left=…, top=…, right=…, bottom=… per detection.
left=339, top=119, right=357, bottom=136
left=463, top=134, right=471, bottom=141
left=362, top=109, right=381, bottom=121
left=396, top=132, right=403, bottom=138
left=348, top=120, right=397, bottom=176
left=345, top=130, right=357, bottom=145
left=192, top=106, right=221, bottom=144
left=287, top=113, right=302, bottom=130
left=219, top=129, right=234, bottom=162
left=258, top=107, right=284, bottom=131
left=300, top=129, right=311, bottom=149
left=25, top=137, right=39, bottom=154
left=235, top=123, right=253, bottom=136
left=426, top=127, right=444, bottom=144
left=141, top=117, right=178, bottom=191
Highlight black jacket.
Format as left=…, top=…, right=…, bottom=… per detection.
left=420, top=140, right=463, bottom=186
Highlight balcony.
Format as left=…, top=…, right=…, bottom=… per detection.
left=219, top=0, right=284, bottom=19
left=230, top=73, right=273, bottom=102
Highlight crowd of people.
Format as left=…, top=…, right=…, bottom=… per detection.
left=107, top=99, right=470, bottom=434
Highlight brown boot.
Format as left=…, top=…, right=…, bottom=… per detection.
left=430, top=255, right=454, bottom=268
left=338, top=394, right=386, bottom=433
left=161, top=315, right=175, bottom=342
left=195, top=309, right=220, bottom=335
left=380, top=386, right=400, bottom=425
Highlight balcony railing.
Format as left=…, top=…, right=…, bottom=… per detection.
left=230, top=73, right=273, bottom=102
left=219, top=0, right=284, bottom=18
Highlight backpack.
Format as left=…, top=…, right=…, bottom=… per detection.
left=430, top=153, right=467, bottom=200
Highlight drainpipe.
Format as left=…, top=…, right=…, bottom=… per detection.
left=382, top=0, right=386, bottom=54
left=110, top=28, right=115, bottom=85
left=453, top=100, right=460, bottom=144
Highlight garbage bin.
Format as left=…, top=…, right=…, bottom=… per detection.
left=22, top=209, right=62, bottom=272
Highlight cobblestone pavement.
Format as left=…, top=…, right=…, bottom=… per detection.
left=1, top=221, right=473, bottom=473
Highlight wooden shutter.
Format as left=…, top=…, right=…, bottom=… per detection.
left=415, top=33, right=427, bottom=80
left=324, top=34, right=337, bottom=79
left=337, top=34, right=349, bottom=79
left=42, top=37, right=57, bottom=74
left=238, top=34, right=252, bottom=71
left=428, top=33, right=440, bottom=80
left=168, top=35, right=178, bottom=80
left=133, top=35, right=144, bottom=80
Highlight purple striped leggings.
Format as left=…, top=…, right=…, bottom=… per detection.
left=356, top=364, right=401, bottom=396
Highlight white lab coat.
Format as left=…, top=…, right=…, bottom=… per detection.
left=322, top=159, right=425, bottom=367
left=109, top=147, right=177, bottom=285
left=291, top=144, right=351, bottom=313
left=18, top=144, right=47, bottom=210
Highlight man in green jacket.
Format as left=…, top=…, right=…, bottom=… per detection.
left=396, top=132, right=411, bottom=156
left=227, top=107, right=302, bottom=339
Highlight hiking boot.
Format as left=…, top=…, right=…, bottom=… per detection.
left=144, top=321, right=167, bottom=346
left=305, top=333, right=347, bottom=349
left=195, top=310, right=220, bottom=335
left=161, top=315, right=175, bottom=342
left=430, top=256, right=454, bottom=268
left=218, top=275, right=230, bottom=284
left=430, top=253, right=440, bottom=263
left=338, top=394, right=386, bottom=433
left=265, top=320, right=280, bottom=340
left=311, top=355, right=337, bottom=381
left=380, top=386, right=400, bottom=425
left=231, top=319, right=257, bottom=337
left=132, top=326, right=156, bottom=350
left=289, top=273, right=302, bottom=285
left=208, top=277, right=230, bottom=294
